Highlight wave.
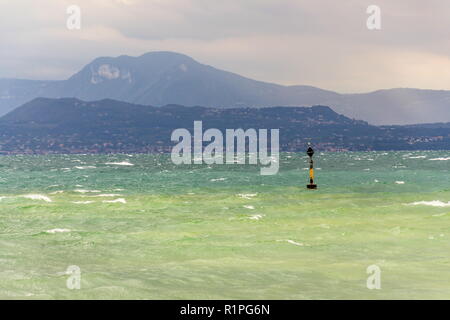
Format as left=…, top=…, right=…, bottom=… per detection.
left=49, top=190, right=64, bottom=195
left=276, top=239, right=304, bottom=246
left=408, top=200, right=450, bottom=207
left=105, top=161, right=134, bottom=166
left=23, top=194, right=52, bottom=202
left=74, top=189, right=101, bottom=193
left=237, top=193, right=257, bottom=199
left=102, top=198, right=127, bottom=204
left=429, top=157, right=450, bottom=161
left=46, top=228, right=71, bottom=234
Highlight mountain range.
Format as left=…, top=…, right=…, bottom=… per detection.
left=1, top=51, right=449, bottom=125
left=1, top=97, right=449, bottom=154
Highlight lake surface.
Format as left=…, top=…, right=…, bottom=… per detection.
left=0, top=151, right=449, bottom=299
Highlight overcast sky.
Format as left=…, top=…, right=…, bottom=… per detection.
left=1, top=0, right=449, bottom=93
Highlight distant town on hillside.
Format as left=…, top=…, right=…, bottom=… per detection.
left=0, top=97, right=449, bottom=155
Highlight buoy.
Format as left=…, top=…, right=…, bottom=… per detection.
left=306, top=144, right=317, bottom=189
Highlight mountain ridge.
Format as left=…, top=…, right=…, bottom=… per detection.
left=1, top=51, right=449, bottom=125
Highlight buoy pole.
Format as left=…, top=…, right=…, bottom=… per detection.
left=306, top=144, right=317, bottom=189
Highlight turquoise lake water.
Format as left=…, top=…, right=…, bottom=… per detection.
left=0, top=151, right=449, bottom=299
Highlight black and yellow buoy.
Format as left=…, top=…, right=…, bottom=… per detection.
left=306, top=144, right=317, bottom=189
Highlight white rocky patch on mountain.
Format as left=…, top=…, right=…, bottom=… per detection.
left=90, top=64, right=131, bottom=84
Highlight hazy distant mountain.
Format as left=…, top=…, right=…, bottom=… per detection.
left=1, top=97, right=449, bottom=154
left=334, top=88, right=450, bottom=125
left=0, top=78, right=55, bottom=116
left=1, top=51, right=449, bottom=125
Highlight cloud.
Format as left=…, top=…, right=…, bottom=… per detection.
left=0, top=0, right=449, bottom=92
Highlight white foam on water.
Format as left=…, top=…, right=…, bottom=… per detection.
left=72, top=201, right=95, bottom=204
left=408, top=156, right=426, bottom=159
left=22, top=194, right=52, bottom=202
left=249, top=214, right=263, bottom=220
left=237, top=193, right=257, bottom=199
left=74, top=166, right=96, bottom=170
left=103, top=198, right=127, bottom=204
left=284, top=239, right=304, bottom=246
left=244, top=205, right=255, bottom=210
left=210, top=178, right=227, bottom=182
left=408, top=200, right=450, bottom=207
left=105, top=161, right=134, bottom=166
left=74, top=189, right=101, bottom=193
left=429, top=157, right=450, bottom=161
left=49, top=190, right=64, bottom=195
left=93, top=194, right=122, bottom=197
left=395, top=181, right=405, bottom=184
left=46, top=228, right=71, bottom=234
